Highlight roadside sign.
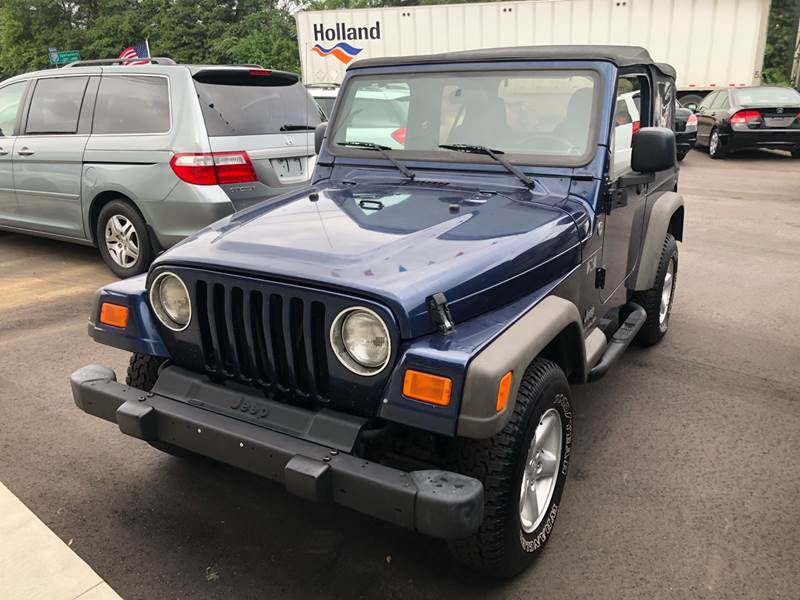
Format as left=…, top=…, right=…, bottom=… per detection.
left=48, top=49, right=81, bottom=65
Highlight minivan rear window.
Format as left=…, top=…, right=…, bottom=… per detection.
left=195, top=80, right=323, bottom=137
left=93, top=76, right=170, bottom=134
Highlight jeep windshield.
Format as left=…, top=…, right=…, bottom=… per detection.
left=329, top=70, right=598, bottom=167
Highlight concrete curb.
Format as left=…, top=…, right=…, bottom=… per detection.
left=0, top=482, right=122, bottom=600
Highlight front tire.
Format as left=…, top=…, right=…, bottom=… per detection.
left=126, top=352, right=165, bottom=391
left=708, top=128, right=727, bottom=159
left=96, top=199, right=153, bottom=278
left=448, top=359, right=573, bottom=577
left=126, top=353, right=195, bottom=458
left=631, top=234, right=678, bottom=346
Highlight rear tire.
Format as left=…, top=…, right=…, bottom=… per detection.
left=96, top=199, right=153, bottom=278
left=676, top=150, right=687, bottom=162
left=126, top=353, right=195, bottom=459
left=448, top=359, right=573, bottom=577
left=791, top=148, right=800, bottom=159
left=708, top=128, right=727, bottom=159
left=631, top=234, right=678, bottom=346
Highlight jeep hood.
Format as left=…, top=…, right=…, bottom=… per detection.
left=157, top=180, right=586, bottom=338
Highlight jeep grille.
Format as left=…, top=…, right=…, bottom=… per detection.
left=195, top=280, right=330, bottom=400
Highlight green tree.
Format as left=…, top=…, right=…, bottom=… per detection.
left=0, top=0, right=301, bottom=79
left=762, top=0, right=800, bottom=85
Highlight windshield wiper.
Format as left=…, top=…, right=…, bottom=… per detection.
left=438, top=144, right=534, bottom=189
left=280, top=124, right=316, bottom=131
left=338, top=141, right=415, bottom=180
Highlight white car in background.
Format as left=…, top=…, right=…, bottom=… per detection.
left=338, top=86, right=410, bottom=149
left=611, top=90, right=641, bottom=178
left=305, top=83, right=339, bottom=119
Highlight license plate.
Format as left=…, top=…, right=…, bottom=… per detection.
left=274, top=157, right=304, bottom=178
left=764, top=116, right=794, bottom=128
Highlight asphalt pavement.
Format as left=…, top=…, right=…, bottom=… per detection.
left=0, top=149, right=798, bottom=599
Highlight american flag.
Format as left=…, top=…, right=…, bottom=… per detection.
left=118, top=40, right=150, bottom=66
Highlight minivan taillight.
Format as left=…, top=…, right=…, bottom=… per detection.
left=170, top=152, right=257, bottom=185
left=730, top=110, right=761, bottom=125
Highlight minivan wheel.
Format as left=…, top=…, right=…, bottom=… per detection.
left=447, top=359, right=573, bottom=577
left=96, top=199, right=153, bottom=277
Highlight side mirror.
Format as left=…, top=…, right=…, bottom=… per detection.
left=631, top=127, right=676, bottom=173
left=314, top=122, right=328, bottom=155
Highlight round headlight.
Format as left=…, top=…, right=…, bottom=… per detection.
left=330, top=307, right=391, bottom=375
left=150, top=272, right=191, bottom=331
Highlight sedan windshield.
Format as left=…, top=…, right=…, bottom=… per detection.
left=330, top=70, right=598, bottom=166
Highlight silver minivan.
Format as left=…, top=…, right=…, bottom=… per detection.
left=0, top=58, right=323, bottom=276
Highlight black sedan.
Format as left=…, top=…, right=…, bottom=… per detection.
left=675, top=102, right=697, bottom=161
left=694, top=86, right=800, bottom=159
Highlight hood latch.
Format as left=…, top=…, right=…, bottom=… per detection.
left=427, top=292, right=455, bottom=335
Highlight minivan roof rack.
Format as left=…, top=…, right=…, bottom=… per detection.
left=63, top=57, right=177, bottom=67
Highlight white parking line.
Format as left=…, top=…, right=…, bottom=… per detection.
left=0, top=482, right=122, bottom=600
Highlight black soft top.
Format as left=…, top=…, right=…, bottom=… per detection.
left=350, top=44, right=676, bottom=79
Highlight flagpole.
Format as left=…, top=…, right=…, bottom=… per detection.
left=145, top=38, right=151, bottom=62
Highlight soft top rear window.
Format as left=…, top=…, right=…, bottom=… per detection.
left=195, top=78, right=323, bottom=137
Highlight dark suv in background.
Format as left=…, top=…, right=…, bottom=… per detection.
left=0, top=58, right=323, bottom=276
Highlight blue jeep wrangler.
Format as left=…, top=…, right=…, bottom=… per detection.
left=72, top=46, right=684, bottom=576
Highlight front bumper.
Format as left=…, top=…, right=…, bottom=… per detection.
left=70, top=364, right=483, bottom=539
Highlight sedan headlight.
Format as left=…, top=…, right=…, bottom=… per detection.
left=150, top=272, right=191, bottom=331
left=330, top=307, right=391, bottom=375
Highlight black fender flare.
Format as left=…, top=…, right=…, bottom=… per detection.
left=631, top=192, right=684, bottom=291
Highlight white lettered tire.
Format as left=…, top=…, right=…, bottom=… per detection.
left=448, top=358, right=573, bottom=576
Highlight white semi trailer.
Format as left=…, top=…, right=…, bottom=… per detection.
left=296, top=0, right=772, bottom=106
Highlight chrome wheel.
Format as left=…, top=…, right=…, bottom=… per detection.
left=709, top=131, right=719, bottom=156
left=104, top=214, right=140, bottom=268
left=659, top=258, right=675, bottom=330
left=519, top=408, right=563, bottom=534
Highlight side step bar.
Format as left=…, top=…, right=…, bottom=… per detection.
left=588, top=302, right=647, bottom=382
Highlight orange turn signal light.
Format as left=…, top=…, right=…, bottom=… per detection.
left=99, top=302, right=129, bottom=328
left=402, top=369, right=452, bottom=406
left=496, top=371, right=513, bottom=413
